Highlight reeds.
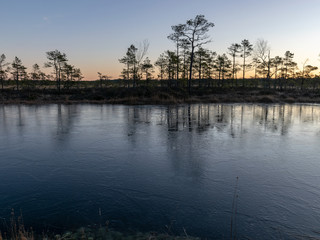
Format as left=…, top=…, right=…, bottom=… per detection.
left=0, top=210, right=199, bottom=240
left=0, top=209, right=35, bottom=240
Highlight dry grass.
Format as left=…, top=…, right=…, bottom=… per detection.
left=1, top=87, right=320, bottom=105
left=0, top=210, right=199, bottom=240
left=0, top=209, right=34, bottom=240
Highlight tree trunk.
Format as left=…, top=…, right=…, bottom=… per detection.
left=242, top=55, right=246, bottom=88
left=176, top=42, right=179, bottom=83
left=218, top=67, right=221, bottom=87
left=188, top=45, right=195, bottom=94
left=267, top=52, right=271, bottom=89
left=16, top=73, right=19, bottom=91
left=133, top=63, right=136, bottom=88
left=183, top=52, right=186, bottom=80
left=199, top=55, right=202, bottom=87
left=232, top=55, right=235, bottom=87
left=58, top=70, right=61, bottom=93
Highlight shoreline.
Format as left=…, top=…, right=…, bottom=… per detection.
left=1, top=225, right=201, bottom=240
left=1, top=87, right=320, bottom=105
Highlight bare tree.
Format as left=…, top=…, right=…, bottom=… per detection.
left=253, top=39, right=272, bottom=79
left=136, top=40, right=149, bottom=63
left=253, top=39, right=273, bottom=88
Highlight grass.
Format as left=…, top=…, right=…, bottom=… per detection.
left=1, top=86, right=320, bottom=105
left=0, top=210, right=200, bottom=240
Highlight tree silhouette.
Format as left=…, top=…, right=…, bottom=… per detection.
left=304, top=65, right=318, bottom=78
left=155, top=53, right=167, bottom=80
left=171, top=15, right=214, bottom=93
left=165, top=50, right=178, bottom=81
left=11, top=57, right=27, bottom=91
left=97, top=72, right=104, bottom=88
left=194, top=47, right=206, bottom=80
left=72, top=67, right=83, bottom=83
left=30, top=63, right=47, bottom=89
left=0, top=54, right=9, bottom=91
left=141, top=57, right=154, bottom=82
left=272, top=56, right=283, bottom=80
left=127, top=45, right=138, bottom=86
left=119, top=49, right=132, bottom=82
left=168, top=24, right=185, bottom=82
left=202, top=50, right=216, bottom=80
left=45, top=50, right=68, bottom=92
left=283, top=51, right=296, bottom=79
left=120, top=41, right=149, bottom=87
left=30, top=64, right=41, bottom=81
left=253, top=39, right=271, bottom=80
left=215, top=54, right=231, bottom=86
left=181, top=42, right=190, bottom=80
left=193, top=48, right=216, bottom=86
left=240, top=39, right=253, bottom=87
left=63, top=63, right=77, bottom=89
left=280, top=51, right=297, bottom=90
left=300, top=64, right=317, bottom=90
left=228, top=43, right=241, bottom=84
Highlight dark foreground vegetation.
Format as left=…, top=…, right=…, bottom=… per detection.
left=1, top=225, right=198, bottom=240
left=1, top=78, right=320, bottom=105
left=0, top=210, right=199, bottom=240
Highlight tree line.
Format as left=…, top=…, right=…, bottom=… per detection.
left=0, top=14, right=319, bottom=93
left=118, top=15, right=319, bottom=92
left=0, top=50, right=83, bottom=92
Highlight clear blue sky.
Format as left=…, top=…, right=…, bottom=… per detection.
left=1, top=0, right=320, bottom=79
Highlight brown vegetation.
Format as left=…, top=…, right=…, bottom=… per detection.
left=1, top=84, right=320, bottom=105
left=1, top=210, right=198, bottom=240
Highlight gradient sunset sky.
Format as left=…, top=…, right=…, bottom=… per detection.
left=1, top=0, right=320, bottom=80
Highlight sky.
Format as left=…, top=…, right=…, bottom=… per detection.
left=1, top=0, right=320, bottom=80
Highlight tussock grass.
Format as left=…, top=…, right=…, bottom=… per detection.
left=0, top=210, right=199, bottom=240
left=1, top=86, right=320, bottom=105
